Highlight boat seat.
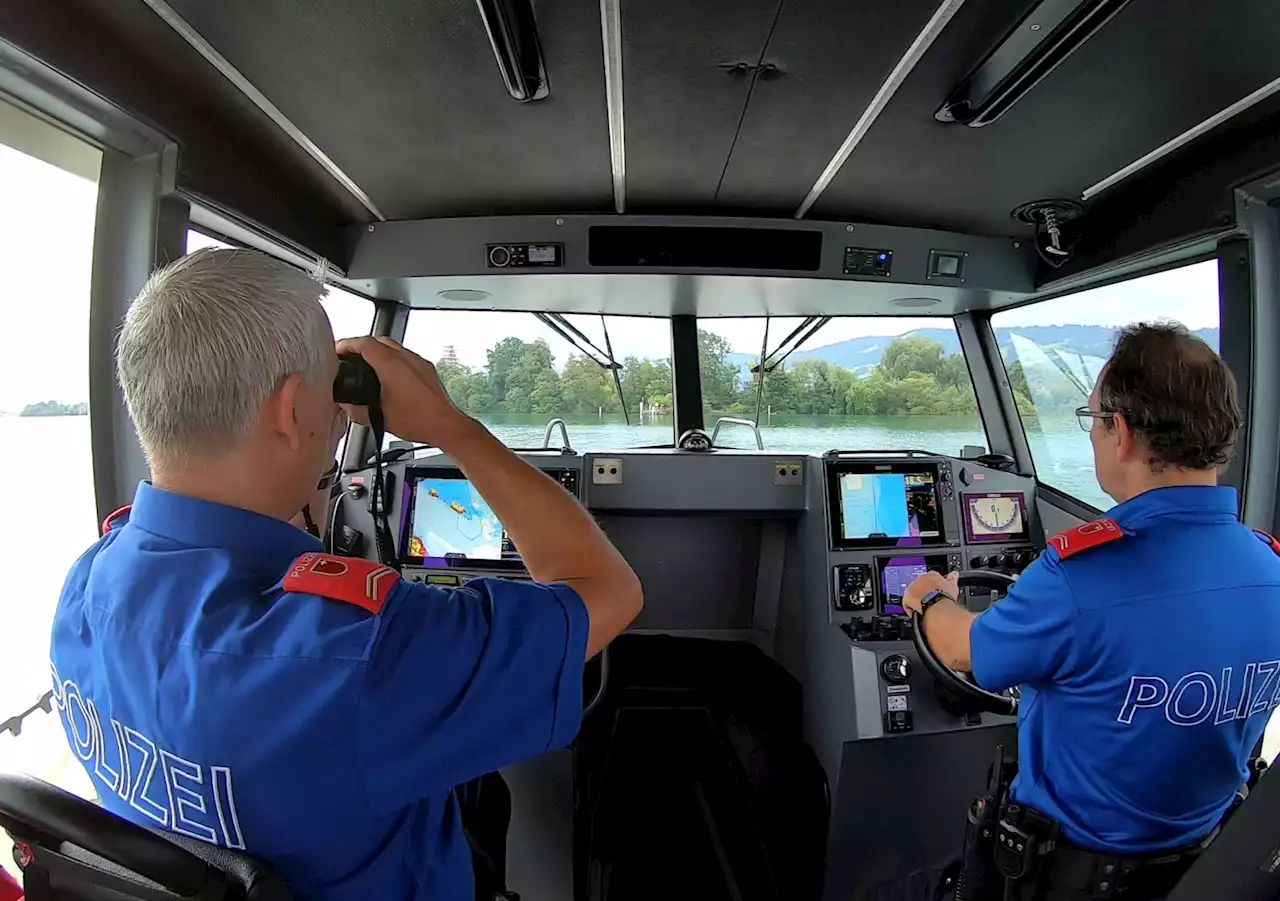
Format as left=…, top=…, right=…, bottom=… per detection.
left=1165, top=764, right=1280, bottom=901
left=0, top=773, right=292, bottom=900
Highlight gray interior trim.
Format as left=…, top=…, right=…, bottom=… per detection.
left=750, top=519, right=789, bottom=653
left=1082, top=74, right=1280, bottom=202
left=1237, top=192, right=1280, bottom=531
left=0, top=35, right=171, bottom=159
left=954, top=312, right=1032, bottom=473
left=793, top=0, right=968, bottom=219
left=1216, top=236, right=1252, bottom=504
left=90, top=149, right=174, bottom=521
left=0, top=96, right=101, bottom=181
left=851, top=646, right=884, bottom=739
left=138, top=0, right=386, bottom=222
left=600, top=0, right=625, bottom=214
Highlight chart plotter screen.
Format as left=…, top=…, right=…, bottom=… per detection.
left=836, top=471, right=942, bottom=547
left=402, top=475, right=519, bottom=567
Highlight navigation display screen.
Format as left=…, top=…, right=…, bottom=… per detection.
left=400, top=473, right=520, bottom=568
left=877, top=553, right=952, bottom=615
left=831, top=466, right=943, bottom=549
left=963, top=492, right=1029, bottom=543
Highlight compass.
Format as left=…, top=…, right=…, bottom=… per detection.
left=972, top=496, right=1020, bottom=532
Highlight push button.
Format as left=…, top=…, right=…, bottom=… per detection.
left=885, top=710, right=914, bottom=733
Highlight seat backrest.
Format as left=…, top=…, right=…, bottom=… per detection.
left=0, top=773, right=292, bottom=901
left=1166, top=766, right=1280, bottom=901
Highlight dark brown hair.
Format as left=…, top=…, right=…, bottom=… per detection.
left=1098, top=322, right=1240, bottom=471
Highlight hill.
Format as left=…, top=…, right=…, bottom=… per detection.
left=729, top=325, right=1220, bottom=379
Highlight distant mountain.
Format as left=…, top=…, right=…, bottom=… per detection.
left=729, top=325, right=1220, bottom=380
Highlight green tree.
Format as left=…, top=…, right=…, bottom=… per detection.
left=699, top=330, right=743, bottom=412
left=879, top=336, right=944, bottom=381
left=485, top=338, right=558, bottom=413
left=560, top=355, right=618, bottom=414
left=621, top=356, right=673, bottom=413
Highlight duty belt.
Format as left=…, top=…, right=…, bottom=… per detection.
left=994, top=803, right=1216, bottom=900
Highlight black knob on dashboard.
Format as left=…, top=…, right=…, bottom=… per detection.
left=992, top=553, right=1008, bottom=568
left=882, top=655, right=912, bottom=685
left=971, top=555, right=988, bottom=568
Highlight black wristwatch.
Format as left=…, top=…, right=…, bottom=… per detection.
left=919, top=589, right=955, bottom=615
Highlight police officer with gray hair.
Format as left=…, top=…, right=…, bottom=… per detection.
left=49, top=247, right=644, bottom=901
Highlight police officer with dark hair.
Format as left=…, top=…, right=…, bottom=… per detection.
left=892, top=321, right=1280, bottom=900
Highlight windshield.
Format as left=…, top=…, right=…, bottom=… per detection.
left=400, top=310, right=673, bottom=450
left=697, top=318, right=986, bottom=455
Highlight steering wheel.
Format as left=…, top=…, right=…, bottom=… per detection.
left=911, top=570, right=1019, bottom=716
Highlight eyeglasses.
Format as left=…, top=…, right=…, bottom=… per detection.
left=1075, top=406, right=1117, bottom=432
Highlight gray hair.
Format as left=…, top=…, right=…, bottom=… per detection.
left=117, top=247, right=333, bottom=467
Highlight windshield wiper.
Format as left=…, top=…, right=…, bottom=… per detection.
left=1040, top=345, right=1091, bottom=398
left=534, top=313, right=631, bottom=425
left=750, top=316, right=833, bottom=422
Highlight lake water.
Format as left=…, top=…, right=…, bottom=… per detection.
left=0, top=414, right=1273, bottom=878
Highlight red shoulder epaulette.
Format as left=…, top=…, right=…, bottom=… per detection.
left=283, top=553, right=399, bottom=614
left=101, top=504, right=132, bottom=536
left=0, top=864, right=23, bottom=901
left=1048, top=518, right=1124, bottom=560
left=1254, top=530, right=1280, bottom=556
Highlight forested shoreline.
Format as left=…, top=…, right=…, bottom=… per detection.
left=436, top=331, right=1053, bottom=419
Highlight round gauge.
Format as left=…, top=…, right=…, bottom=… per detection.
left=973, top=497, right=1019, bottom=532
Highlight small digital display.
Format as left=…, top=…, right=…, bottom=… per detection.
left=400, top=473, right=521, bottom=568
left=836, top=471, right=941, bottom=546
left=527, top=244, right=558, bottom=264
left=963, top=492, right=1029, bottom=544
left=877, top=554, right=952, bottom=615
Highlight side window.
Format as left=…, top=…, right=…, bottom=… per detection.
left=0, top=102, right=102, bottom=881
left=992, top=260, right=1220, bottom=511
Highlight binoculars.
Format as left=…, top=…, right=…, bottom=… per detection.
left=334, top=354, right=380, bottom=407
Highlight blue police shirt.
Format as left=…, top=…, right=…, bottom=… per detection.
left=49, top=482, right=590, bottom=901
left=970, top=485, right=1280, bottom=853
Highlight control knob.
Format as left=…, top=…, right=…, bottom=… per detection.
left=882, top=655, right=912, bottom=685
left=992, top=553, right=1008, bottom=568
left=971, top=555, right=988, bottom=568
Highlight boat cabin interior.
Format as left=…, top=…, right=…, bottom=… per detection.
left=0, top=0, right=1279, bottom=899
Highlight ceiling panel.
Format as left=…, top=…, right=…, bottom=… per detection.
left=714, top=0, right=942, bottom=213
left=620, top=0, right=783, bottom=209
left=165, top=0, right=615, bottom=220
left=810, top=0, right=1280, bottom=235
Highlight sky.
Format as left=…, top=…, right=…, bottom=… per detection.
left=0, top=131, right=1221, bottom=410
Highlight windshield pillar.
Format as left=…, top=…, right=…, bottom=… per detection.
left=89, top=148, right=181, bottom=523
left=342, top=300, right=408, bottom=471
left=671, top=314, right=703, bottom=440
left=954, top=311, right=1033, bottom=474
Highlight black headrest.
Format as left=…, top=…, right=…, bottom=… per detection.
left=0, top=773, right=291, bottom=900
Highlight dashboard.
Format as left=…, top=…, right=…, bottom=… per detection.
left=335, top=446, right=1043, bottom=739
